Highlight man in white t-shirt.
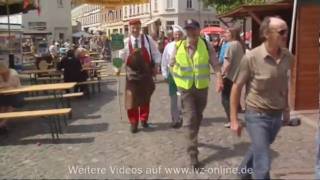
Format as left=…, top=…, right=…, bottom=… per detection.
left=0, top=61, right=22, bottom=134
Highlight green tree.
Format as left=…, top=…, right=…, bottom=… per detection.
left=201, top=0, right=280, bottom=14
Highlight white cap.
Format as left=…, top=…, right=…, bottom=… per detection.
left=172, top=25, right=185, bottom=35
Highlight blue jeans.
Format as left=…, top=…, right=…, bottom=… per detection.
left=315, top=130, right=320, bottom=179
left=239, top=109, right=283, bottom=180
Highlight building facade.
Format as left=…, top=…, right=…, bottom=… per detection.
left=71, top=4, right=103, bottom=34
left=22, top=0, right=72, bottom=42
left=120, top=0, right=219, bottom=36
left=72, top=0, right=219, bottom=37
left=101, top=6, right=123, bottom=36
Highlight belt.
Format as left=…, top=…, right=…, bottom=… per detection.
left=246, top=106, right=283, bottom=114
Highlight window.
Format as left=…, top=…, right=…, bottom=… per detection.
left=145, top=4, right=149, bottom=13
left=154, top=0, right=158, bottom=11
left=120, top=10, right=122, bottom=19
left=59, top=33, right=64, bottom=40
left=137, top=6, right=140, bottom=14
left=57, top=0, right=63, bottom=8
left=166, top=21, right=174, bottom=30
left=129, top=6, right=132, bottom=16
left=133, top=5, right=135, bottom=15
left=202, top=2, right=209, bottom=10
left=124, top=7, right=127, bottom=17
left=167, top=0, right=173, bottom=9
left=187, top=0, right=192, bottom=9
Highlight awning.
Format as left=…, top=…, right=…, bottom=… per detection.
left=217, top=0, right=292, bottom=18
left=0, top=0, right=38, bottom=16
left=0, top=23, right=21, bottom=31
left=72, top=0, right=148, bottom=8
left=23, top=31, right=51, bottom=35
left=142, top=18, right=160, bottom=27
left=201, top=26, right=225, bottom=35
left=72, top=31, right=92, bottom=38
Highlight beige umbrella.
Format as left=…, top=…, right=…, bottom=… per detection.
left=72, top=0, right=148, bottom=8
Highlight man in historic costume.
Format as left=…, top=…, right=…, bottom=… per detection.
left=161, top=25, right=185, bottom=128
left=119, top=19, right=161, bottom=133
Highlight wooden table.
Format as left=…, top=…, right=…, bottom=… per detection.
left=20, top=69, right=58, bottom=75
left=20, top=69, right=61, bottom=84
left=91, top=60, right=106, bottom=64
left=0, top=82, right=76, bottom=95
left=0, top=82, right=77, bottom=110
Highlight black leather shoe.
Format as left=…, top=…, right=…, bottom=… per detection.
left=141, top=122, right=150, bottom=128
left=171, top=122, right=178, bottom=128
left=130, top=124, right=138, bottom=133
left=176, top=121, right=183, bottom=128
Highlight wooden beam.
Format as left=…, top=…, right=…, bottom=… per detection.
left=218, top=18, right=230, bottom=28
left=248, top=10, right=262, bottom=25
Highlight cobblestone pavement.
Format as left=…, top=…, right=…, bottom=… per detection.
left=0, top=73, right=317, bottom=179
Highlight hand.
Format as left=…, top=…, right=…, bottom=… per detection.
left=152, top=68, right=158, bottom=76
left=215, top=77, right=224, bottom=93
left=113, top=68, right=120, bottom=76
left=282, top=110, right=290, bottom=126
left=230, top=118, right=242, bottom=137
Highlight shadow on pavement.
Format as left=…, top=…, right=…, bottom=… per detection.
left=0, top=137, right=95, bottom=146
left=199, top=142, right=280, bottom=165
left=64, top=123, right=108, bottom=134
left=140, top=122, right=176, bottom=132
left=202, top=117, right=227, bottom=127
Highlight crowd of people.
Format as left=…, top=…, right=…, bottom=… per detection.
left=117, top=16, right=294, bottom=180
left=47, top=35, right=111, bottom=65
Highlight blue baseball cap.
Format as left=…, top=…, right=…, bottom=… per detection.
left=184, top=19, right=200, bottom=30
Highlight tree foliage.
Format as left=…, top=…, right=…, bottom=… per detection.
left=201, top=0, right=282, bottom=15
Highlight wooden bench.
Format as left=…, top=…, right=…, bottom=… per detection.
left=0, top=108, right=72, bottom=140
left=24, top=92, right=83, bottom=119
left=35, top=77, right=63, bottom=83
left=24, top=92, right=84, bottom=103
left=77, top=80, right=101, bottom=94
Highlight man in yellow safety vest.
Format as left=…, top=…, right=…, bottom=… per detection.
left=170, top=19, right=223, bottom=169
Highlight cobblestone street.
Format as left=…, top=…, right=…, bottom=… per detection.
left=0, top=75, right=317, bottom=179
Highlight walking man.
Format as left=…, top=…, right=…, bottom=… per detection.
left=230, top=17, right=294, bottom=179
left=119, top=19, right=161, bottom=133
left=170, top=19, right=223, bottom=168
left=161, top=25, right=185, bottom=128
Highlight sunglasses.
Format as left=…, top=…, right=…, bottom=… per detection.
left=277, top=29, right=288, bottom=36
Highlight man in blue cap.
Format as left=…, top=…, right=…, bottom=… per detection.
left=170, top=19, right=223, bottom=169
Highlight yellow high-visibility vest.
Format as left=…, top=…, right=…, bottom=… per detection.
left=172, top=38, right=210, bottom=90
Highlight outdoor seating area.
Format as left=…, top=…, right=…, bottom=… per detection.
left=0, top=49, right=120, bottom=140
